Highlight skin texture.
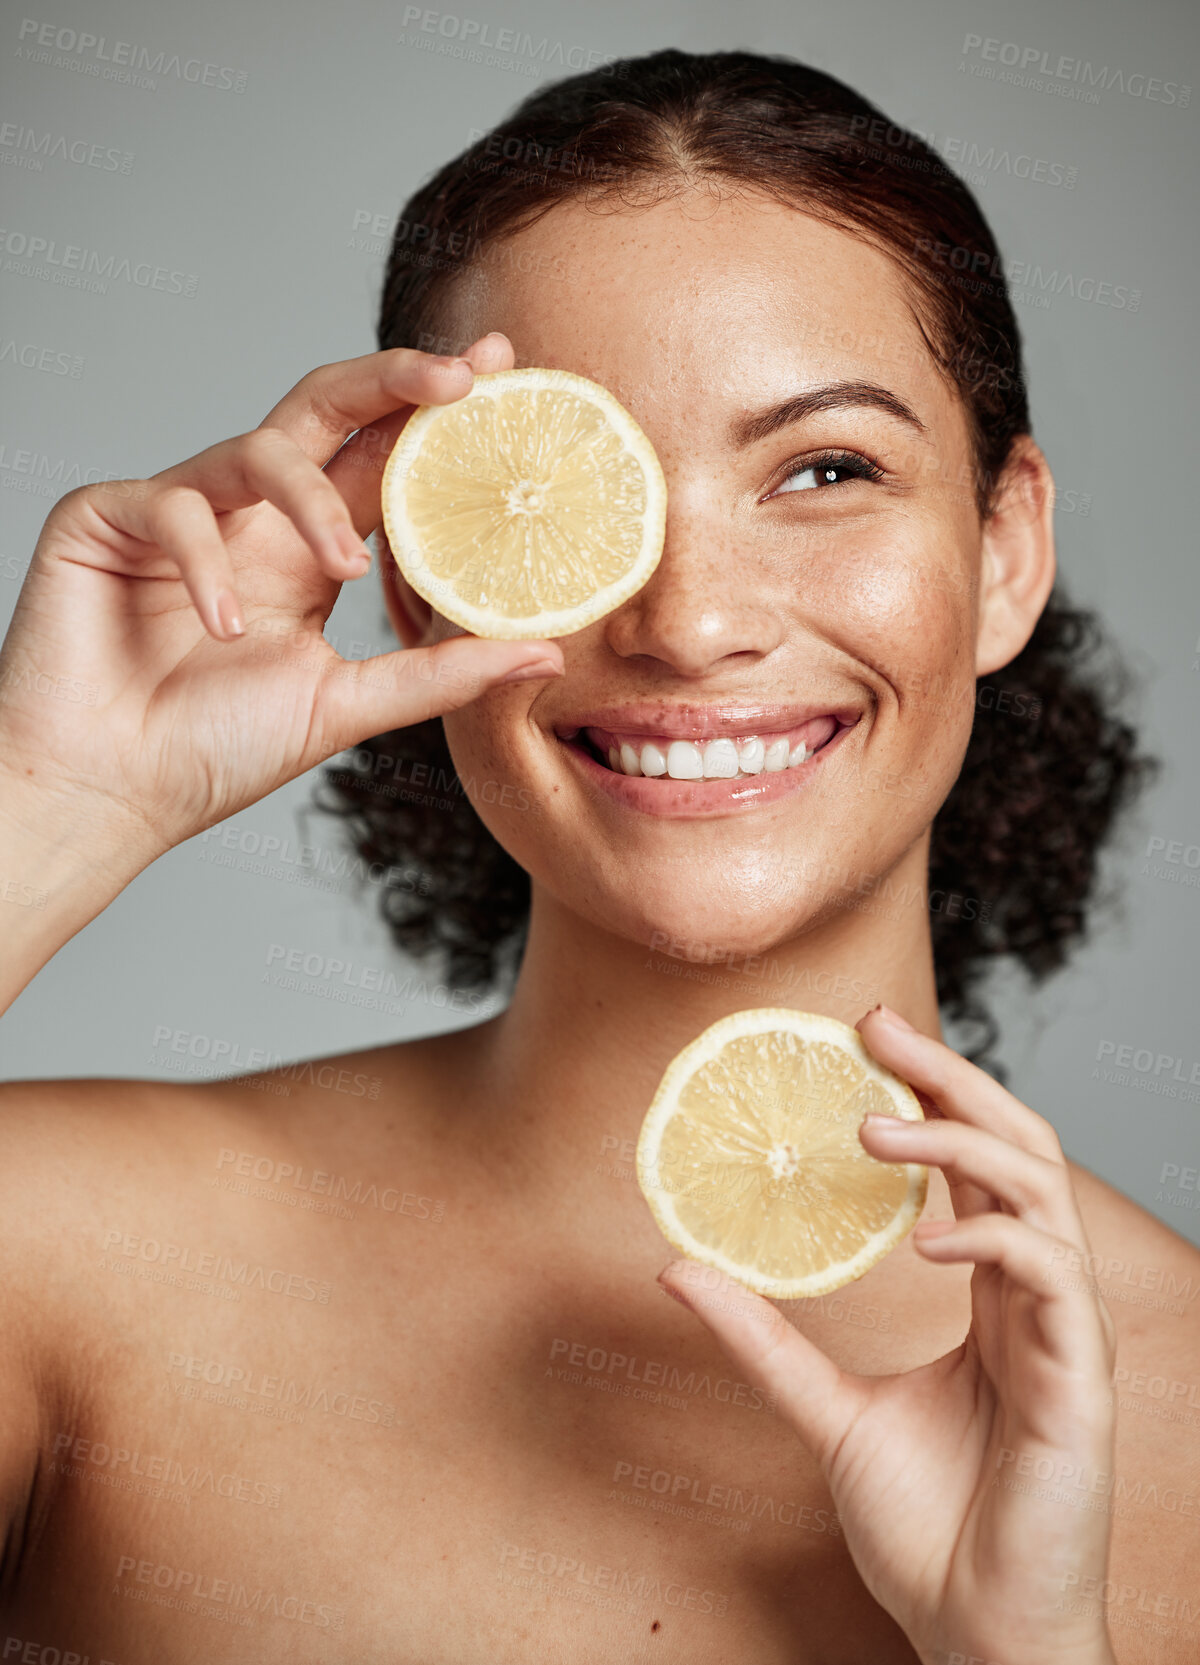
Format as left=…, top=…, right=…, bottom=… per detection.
left=0, top=187, right=1197, bottom=1663
left=396, top=193, right=1053, bottom=996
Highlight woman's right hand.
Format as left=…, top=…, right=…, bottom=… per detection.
left=0, top=333, right=560, bottom=874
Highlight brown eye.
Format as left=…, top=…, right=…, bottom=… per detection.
left=770, top=453, right=884, bottom=496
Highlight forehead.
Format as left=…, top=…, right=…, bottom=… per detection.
left=443, top=186, right=958, bottom=431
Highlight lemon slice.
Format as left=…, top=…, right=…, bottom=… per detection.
left=381, top=366, right=667, bottom=639
left=637, top=1008, right=927, bottom=1299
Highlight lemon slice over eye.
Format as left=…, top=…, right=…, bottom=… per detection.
left=637, top=1009, right=927, bottom=1299
left=380, top=366, right=667, bottom=639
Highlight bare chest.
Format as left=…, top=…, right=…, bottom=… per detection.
left=19, top=1267, right=919, bottom=1665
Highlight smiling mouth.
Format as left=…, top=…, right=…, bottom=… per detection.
left=556, top=715, right=847, bottom=780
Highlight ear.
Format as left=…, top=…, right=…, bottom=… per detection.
left=974, top=435, right=1057, bottom=678
left=377, top=529, right=435, bottom=649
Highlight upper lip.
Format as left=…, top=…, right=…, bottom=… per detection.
left=552, top=701, right=863, bottom=741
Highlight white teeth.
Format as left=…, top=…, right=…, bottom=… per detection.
left=592, top=730, right=826, bottom=778
left=702, top=738, right=740, bottom=779
left=666, top=740, right=704, bottom=780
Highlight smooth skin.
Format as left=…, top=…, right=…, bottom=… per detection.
left=1, top=188, right=1197, bottom=1664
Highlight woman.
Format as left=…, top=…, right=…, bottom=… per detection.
left=0, top=48, right=1195, bottom=1665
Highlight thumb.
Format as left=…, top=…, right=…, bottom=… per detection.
left=658, top=1259, right=867, bottom=1470
left=314, top=634, right=563, bottom=756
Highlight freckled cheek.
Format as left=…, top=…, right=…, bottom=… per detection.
left=812, top=532, right=973, bottom=685
left=443, top=702, right=512, bottom=786
left=441, top=693, right=558, bottom=841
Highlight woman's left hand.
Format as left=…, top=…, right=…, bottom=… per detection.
left=658, top=1003, right=1118, bottom=1665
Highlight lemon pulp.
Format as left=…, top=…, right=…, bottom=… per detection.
left=382, top=367, right=666, bottom=639
left=637, top=1008, right=927, bottom=1299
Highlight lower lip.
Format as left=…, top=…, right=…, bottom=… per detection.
left=557, top=724, right=855, bottom=818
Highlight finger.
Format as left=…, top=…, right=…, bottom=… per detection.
left=856, top=1006, right=1063, bottom=1161
left=307, top=634, right=565, bottom=760
left=872, top=1081, right=995, bottom=1220
left=78, top=481, right=245, bottom=643
left=861, top=1115, right=1082, bottom=1240
left=322, top=332, right=516, bottom=536
left=657, top=1260, right=867, bottom=1471
left=913, top=1215, right=1115, bottom=1367
left=153, top=428, right=374, bottom=584
left=461, top=330, right=515, bottom=373
left=260, top=346, right=476, bottom=466
left=860, top=1116, right=996, bottom=1223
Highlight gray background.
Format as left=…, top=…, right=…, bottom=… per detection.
left=2, top=0, right=1197, bottom=1242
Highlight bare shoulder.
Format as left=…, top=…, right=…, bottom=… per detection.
left=1066, top=1158, right=1200, bottom=1330
left=1066, top=1161, right=1200, bottom=1664
left=0, top=1031, right=476, bottom=1603
left=0, top=1019, right=477, bottom=1229
left=0, top=1072, right=238, bottom=1595
left=0, top=1021, right=485, bottom=1290
left=0, top=1025, right=472, bottom=1398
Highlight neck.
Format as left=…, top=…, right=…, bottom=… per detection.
left=476, top=835, right=943, bottom=1186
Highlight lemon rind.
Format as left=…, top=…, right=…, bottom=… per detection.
left=381, top=366, right=668, bottom=640
left=636, top=1007, right=928, bottom=1300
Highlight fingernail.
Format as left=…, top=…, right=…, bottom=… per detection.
left=874, top=1003, right=914, bottom=1032
left=335, top=525, right=372, bottom=569
left=656, top=1264, right=693, bottom=1306
left=861, top=1113, right=908, bottom=1131
left=913, top=1219, right=956, bottom=1238
left=499, top=658, right=562, bottom=685
left=435, top=355, right=473, bottom=373
left=215, top=588, right=244, bottom=638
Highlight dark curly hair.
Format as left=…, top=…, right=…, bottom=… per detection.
left=317, top=48, right=1156, bottom=1074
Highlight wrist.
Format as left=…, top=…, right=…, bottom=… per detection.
left=0, top=769, right=162, bottom=1009
left=0, top=759, right=165, bottom=872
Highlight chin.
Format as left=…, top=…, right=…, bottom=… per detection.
left=542, top=844, right=871, bottom=964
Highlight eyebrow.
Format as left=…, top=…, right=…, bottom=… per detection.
left=731, top=380, right=928, bottom=447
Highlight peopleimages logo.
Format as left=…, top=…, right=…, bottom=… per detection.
left=397, top=8, right=614, bottom=72
left=15, top=19, right=249, bottom=92
left=262, top=942, right=491, bottom=1016
left=914, top=238, right=1140, bottom=312
left=112, top=1556, right=342, bottom=1626
left=100, top=1229, right=332, bottom=1303
left=0, top=122, right=133, bottom=173
left=496, top=1541, right=729, bottom=1614
left=0, top=227, right=198, bottom=297
left=0, top=443, right=119, bottom=493
left=51, top=1430, right=281, bottom=1508
left=1092, top=1039, right=1200, bottom=1105
left=167, top=1351, right=398, bottom=1426
left=547, top=1336, right=776, bottom=1413
left=609, top=1461, right=841, bottom=1536
left=150, top=1026, right=383, bottom=1098
left=958, top=33, right=1190, bottom=106
left=3, top=1641, right=118, bottom=1664
left=215, top=1148, right=443, bottom=1221
left=0, top=337, right=84, bottom=376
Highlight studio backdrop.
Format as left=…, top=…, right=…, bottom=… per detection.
left=1, top=0, right=1197, bottom=1244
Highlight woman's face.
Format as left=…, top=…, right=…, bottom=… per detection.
left=423, top=187, right=1024, bottom=957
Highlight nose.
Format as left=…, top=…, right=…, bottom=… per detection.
left=602, top=493, right=785, bottom=677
